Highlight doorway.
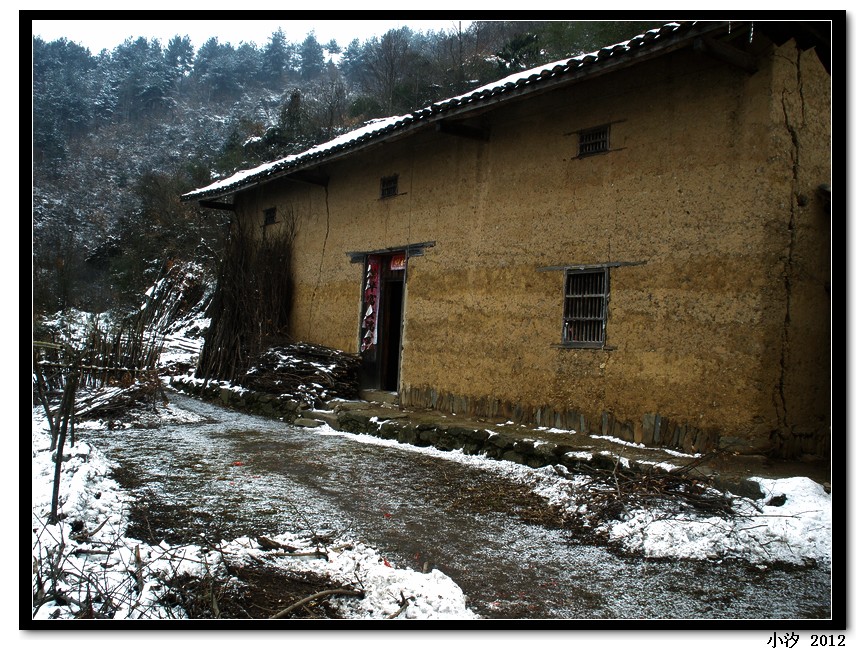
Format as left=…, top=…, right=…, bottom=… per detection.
left=359, top=252, right=405, bottom=391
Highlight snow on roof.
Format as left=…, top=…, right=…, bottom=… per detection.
left=183, top=21, right=692, bottom=202
left=185, top=114, right=413, bottom=198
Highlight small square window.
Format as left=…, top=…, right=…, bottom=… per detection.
left=562, top=268, right=608, bottom=347
left=578, top=125, right=610, bottom=158
left=263, top=207, right=276, bottom=226
left=380, top=175, right=399, bottom=198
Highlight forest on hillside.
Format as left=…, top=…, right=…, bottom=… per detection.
left=32, top=20, right=660, bottom=318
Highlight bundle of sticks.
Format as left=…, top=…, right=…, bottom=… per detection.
left=241, top=342, right=361, bottom=404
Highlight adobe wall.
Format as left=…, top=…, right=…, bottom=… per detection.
left=763, top=42, right=832, bottom=458
left=232, top=37, right=830, bottom=457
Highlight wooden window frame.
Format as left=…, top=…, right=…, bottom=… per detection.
left=578, top=124, right=611, bottom=158
left=561, top=267, right=609, bottom=348
left=380, top=174, right=399, bottom=199
left=263, top=207, right=277, bottom=226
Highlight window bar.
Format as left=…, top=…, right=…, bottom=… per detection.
left=562, top=268, right=607, bottom=345
left=579, top=125, right=610, bottom=157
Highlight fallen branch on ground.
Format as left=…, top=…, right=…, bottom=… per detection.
left=387, top=591, right=414, bottom=619
left=566, top=453, right=740, bottom=531
left=269, top=587, right=364, bottom=619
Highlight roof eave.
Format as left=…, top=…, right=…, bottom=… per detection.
left=183, top=20, right=747, bottom=205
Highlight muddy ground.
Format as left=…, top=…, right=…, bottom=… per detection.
left=86, top=392, right=832, bottom=620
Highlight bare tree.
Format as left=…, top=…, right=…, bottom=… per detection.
left=363, top=28, right=413, bottom=114
left=309, top=69, right=348, bottom=139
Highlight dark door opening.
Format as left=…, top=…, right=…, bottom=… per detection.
left=359, top=252, right=405, bottom=391
left=379, top=278, right=404, bottom=391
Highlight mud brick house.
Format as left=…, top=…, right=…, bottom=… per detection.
left=183, top=21, right=832, bottom=459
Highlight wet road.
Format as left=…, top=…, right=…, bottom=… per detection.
left=86, top=392, right=831, bottom=620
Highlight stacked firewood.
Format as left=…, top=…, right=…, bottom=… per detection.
left=74, top=377, right=165, bottom=421
left=241, top=342, right=361, bottom=405
left=566, top=452, right=738, bottom=532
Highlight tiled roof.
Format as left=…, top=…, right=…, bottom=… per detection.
left=183, top=21, right=712, bottom=202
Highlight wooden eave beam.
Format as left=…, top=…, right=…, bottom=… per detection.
left=693, top=36, right=758, bottom=74
left=435, top=120, right=489, bottom=141
left=288, top=170, right=330, bottom=187
left=198, top=200, right=236, bottom=211
left=346, top=241, right=436, bottom=263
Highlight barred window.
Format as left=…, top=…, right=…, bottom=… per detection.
left=578, top=125, right=610, bottom=158
left=562, top=268, right=609, bottom=347
left=380, top=175, right=399, bottom=198
left=263, top=207, right=276, bottom=226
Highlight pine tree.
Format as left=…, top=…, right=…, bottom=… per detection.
left=191, top=37, right=244, bottom=101
left=299, top=32, right=325, bottom=81
left=165, top=35, right=194, bottom=85
left=112, top=37, right=174, bottom=121
left=262, top=29, right=288, bottom=84
left=339, top=38, right=366, bottom=89
left=32, top=36, right=97, bottom=161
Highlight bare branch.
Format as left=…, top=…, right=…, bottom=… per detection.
left=269, top=587, right=364, bottom=619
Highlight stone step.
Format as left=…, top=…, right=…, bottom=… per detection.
left=302, top=410, right=340, bottom=429
left=359, top=389, right=399, bottom=405
left=293, top=417, right=325, bottom=428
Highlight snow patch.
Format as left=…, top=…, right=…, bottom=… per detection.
left=31, top=406, right=476, bottom=620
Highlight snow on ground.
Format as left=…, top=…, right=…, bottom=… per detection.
left=600, top=476, right=832, bottom=566
left=158, top=314, right=209, bottom=370
left=31, top=406, right=476, bottom=620
left=315, top=425, right=832, bottom=568
left=31, top=391, right=831, bottom=620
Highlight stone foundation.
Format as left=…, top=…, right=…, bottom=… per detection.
left=399, top=385, right=722, bottom=455
left=170, top=377, right=309, bottom=419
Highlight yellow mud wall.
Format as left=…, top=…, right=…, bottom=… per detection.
left=763, top=42, right=832, bottom=457
left=232, top=37, right=830, bottom=456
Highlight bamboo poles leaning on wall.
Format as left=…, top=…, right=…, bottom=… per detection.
left=196, top=209, right=297, bottom=384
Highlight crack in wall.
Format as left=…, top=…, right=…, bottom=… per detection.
left=308, top=186, right=331, bottom=340
left=775, top=50, right=803, bottom=435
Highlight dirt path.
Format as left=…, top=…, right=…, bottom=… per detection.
left=85, top=392, right=832, bottom=620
